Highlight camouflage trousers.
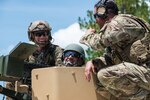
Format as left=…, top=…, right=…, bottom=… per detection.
left=97, top=62, right=150, bottom=100
left=96, top=89, right=150, bottom=100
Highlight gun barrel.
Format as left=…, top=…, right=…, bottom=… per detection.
left=0, top=85, right=31, bottom=100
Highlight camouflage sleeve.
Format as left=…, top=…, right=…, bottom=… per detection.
left=101, top=15, right=147, bottom=46
left=80, top=14, right=148, bottom=50
left=130, top=39, right=150, bottom=64
left=79, top=29, right=105, bottom=50
left=54, top=46, right=63, bottom=66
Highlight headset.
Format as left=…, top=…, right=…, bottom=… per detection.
left=94, top=0, right=108, bottom=19
left=94, top=0, right=118, bottom=19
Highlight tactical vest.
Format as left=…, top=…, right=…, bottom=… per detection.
left=27, top=43, right=62, bottom=66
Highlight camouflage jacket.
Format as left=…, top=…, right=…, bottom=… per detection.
left=26, top=43, right=63, bottom=67
left=80, top=14, right=150, bottom=65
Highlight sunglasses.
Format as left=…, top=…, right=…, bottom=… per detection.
left=33, top=31, right=49, bottom=37
left=94, top=13, right=99, bottom=19
left=64, top=51, right=80, bottom=58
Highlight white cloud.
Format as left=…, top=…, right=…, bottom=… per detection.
left=0, top=45, right=14, bottom=55
left=0, top=23, right=88, bottom=56
left=53, top=23, right=88, bottom=50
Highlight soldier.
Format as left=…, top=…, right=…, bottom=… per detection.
left=80, top=0, right=150, bottom=100
left=6, top=20, right=64, bottom=100
left=26, top=20, right=63, bottom=66
left=62, top=43, right=85, bottom=67
left=24, top=20, right=64, bottom=96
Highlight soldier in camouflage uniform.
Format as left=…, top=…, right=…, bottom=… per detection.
left=26, top=20, right=63, bottom=66
left=6, top=20, right=63, bottom=100
left=62, top=43, right=85, bottom=67
left=80, top=0, right=150, bottom=100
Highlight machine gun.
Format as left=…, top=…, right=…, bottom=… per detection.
left=0, top=61, right=49, bottom=100
left=0, top=85, right=31, bottom=100
left=21, top=62, right=49, bottom=86
left=0, top=42, right=38, bottom=100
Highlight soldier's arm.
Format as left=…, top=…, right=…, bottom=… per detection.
left=79, top=28, right=105, bottom=50
left=54, top=46, right=64, bottom=66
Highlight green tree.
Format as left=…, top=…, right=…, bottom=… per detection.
left=116, top=0, right=150, bottom=22
left=78, top=0, right=150, bottom=61
left=78, top=10, right=99, bottom=31
left=85, top=48, right=104, bottom=61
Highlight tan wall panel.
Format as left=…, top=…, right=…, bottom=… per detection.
left=32, top=67, right=104, bottom=100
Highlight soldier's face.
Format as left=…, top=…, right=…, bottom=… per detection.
left=94, top=7, right=106, bottom=28
left=64, top=55, right=78, bottom=66
left=63, top=51, right=80, bottom=66
left=33, top=31, right=49, bottom=47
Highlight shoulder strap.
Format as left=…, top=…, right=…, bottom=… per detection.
left=120, top=14, right=150, bottom=33
left=120, top=14, right=150, bottom=44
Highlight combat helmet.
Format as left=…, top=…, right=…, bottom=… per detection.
left=62, top=43, right=85, bottom=66
left=28, top=20, right=52, bottom=41
left=63, top=43, right=85, bottom=60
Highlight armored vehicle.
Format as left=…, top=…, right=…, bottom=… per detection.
left=0, top=42, right=106, bottom=100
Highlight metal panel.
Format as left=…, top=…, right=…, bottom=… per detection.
left=0, top=56, right=23, bottom=82
left=0, top=42, right=37, bottom=82
left=9, top=42, right=37, bottom=60
left=0, top=56, right=5, bottom=76
left=3, top=56, right=24, bottom=78
left=32, top=67, right=104, bottom=100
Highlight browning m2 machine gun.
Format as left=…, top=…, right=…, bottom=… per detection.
left=0, top=42, right=38, bottom=100
left=0, top=42, right=105, bottom=100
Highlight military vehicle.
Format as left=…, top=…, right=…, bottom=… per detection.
left=0, top=42, right=106, bottom=100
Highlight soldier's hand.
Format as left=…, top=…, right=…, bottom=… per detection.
left=86, top=28, right=96, bottom=34
left=85, top=61, right=96, bottom=82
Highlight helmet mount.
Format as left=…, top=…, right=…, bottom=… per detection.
left=28, top=20, right=52, bottom=41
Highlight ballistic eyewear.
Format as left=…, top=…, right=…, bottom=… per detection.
left=33, top=31, right=49, bottom=37
left=64, top=51, right=80, bottom=58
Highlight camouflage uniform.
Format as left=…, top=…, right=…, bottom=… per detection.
left=26, top=43, right=63, bottom=66
left=26, top=20, right=63, bottom=67
left=80, top=14, right=150, bottom=100
left=6, top=20, right=63, bottom=100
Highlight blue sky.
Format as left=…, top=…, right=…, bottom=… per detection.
left=0, top=0, right=97, bottom=99
left=0, top=0, right=97, bottom=55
